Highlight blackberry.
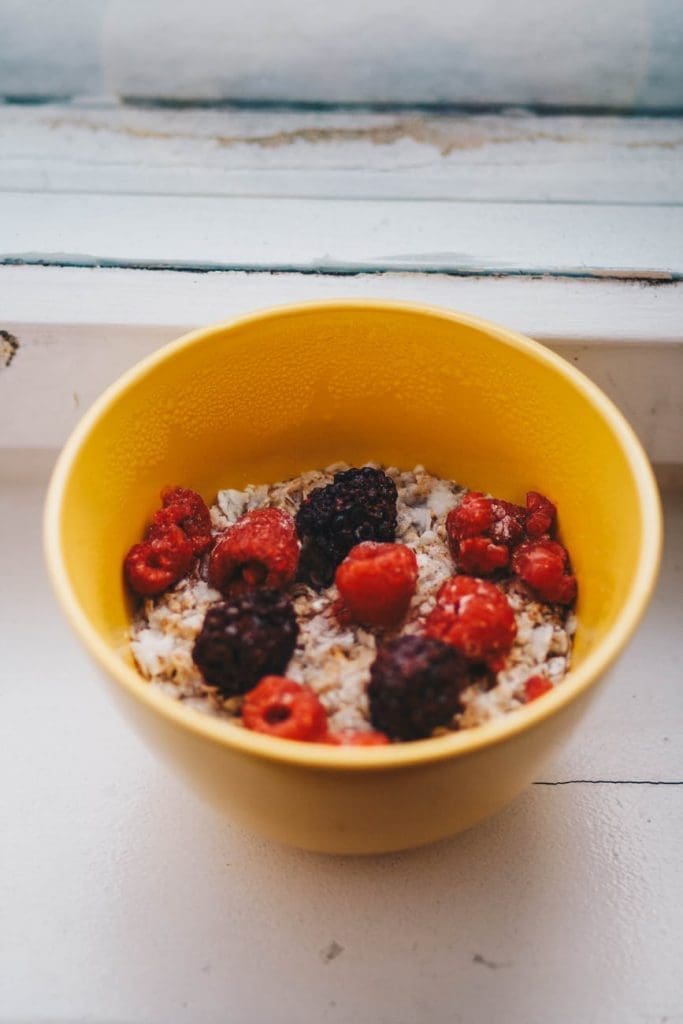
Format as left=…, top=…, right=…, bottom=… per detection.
left=192, top=589, right=298, bottom=697
left=295, top=467, right=398, bottom=588
left=367, top=635, right=470, bottom=740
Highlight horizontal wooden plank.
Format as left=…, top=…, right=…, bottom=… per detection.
left=2, top=191, right=681, bottom=278
left=4, top=264, right=682, bottom=342
left=2, top=104, right=682, bottom=204
left=2, top=266, right=681, bottom=459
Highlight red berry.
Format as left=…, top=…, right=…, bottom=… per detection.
left=124, top=525, right=194, bottom=596
left=242, top=676, right=328, bottom=741
left=456, top=536, right=509, bottom=575
left=512, top=539, right=577, bottom=605
left=335, top=542, right=418, bottom=628
left=446, top=490, right=561, bottom=576
left=325, top=729, right=390, bottom=746
left=425, top=575, right=517, bottom=669
left=447, top=492, right=492, bottom=539
left=447, top=492, right=525, bottom=575
left=148, top=486, right=213, bottom=555
left=525, top=492, right=557, bottom=540
left=524, top=675, right=553, bottom=702
left=488, top=499, right=527, bottom=547
left=209, top=508, right=300, bottom=595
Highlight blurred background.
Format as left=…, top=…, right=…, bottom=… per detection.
left=2, top=0, right=683, bottom=109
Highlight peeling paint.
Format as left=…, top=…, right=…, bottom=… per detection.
left=0, top=329, right=19, bottom=367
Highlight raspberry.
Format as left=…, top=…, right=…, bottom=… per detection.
left=456, top=536, right=510, bottom=576
left=525, top=492, right=557, bottom=540
left=192, top=589, right=298, bottom=696
left=524, top=675, right=554, bottom=702
left=367, top=635, right=471, bottom=740
left=446, top=490, right=560, bottom=576
left=124, top=525, right=194, bottom=596
left=448, top=492, right=492, bottom=538
left=325, top=729, right=390, bottom=746
left=242, top=676, right=328, bottom=741
left=296, top=467, right=398, bottom=588
left=446, top=492, right=526, bottom=575
left=335, top=542, right=418, bottom=628
left=512, top=539, right=577, bottom=605
left=425, top=576, right=517, bottom=670
left=209, top=508, right=299, bottom=595
left=148, top=487, right=213, bottom=555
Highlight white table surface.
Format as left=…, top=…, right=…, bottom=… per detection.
left=1, top=453, right=681, bottom=1024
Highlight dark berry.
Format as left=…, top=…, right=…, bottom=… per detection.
left=335, top=541, right=418, bottom=627
left=192, top=589, right=298, bottom=696
left=425, top=576, right=517, bottom=670
left=242, top=676, right=328, bottom=741
left=367, top=635, right=470, bottom=740
left=295, top=467, right=398, bottom=588
left=209, top=507, right=300, bottom=595
left=124, top=525, right=194, bottom=596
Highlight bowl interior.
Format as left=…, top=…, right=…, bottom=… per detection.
left=51, top=303, right=659, bottom=731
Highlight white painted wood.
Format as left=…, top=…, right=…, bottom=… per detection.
left=2, top=190, right=681, bottom=278
left=2, top=104, right=682, bottom=204
left=2, top=0, right=683, bottom=109
left=4, top=264, right=683, bottom=341
left=1, top=458, right=681, bottom=1023
left=2, top=266, right=681, bottom=459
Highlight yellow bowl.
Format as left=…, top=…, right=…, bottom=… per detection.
left=44, top=300, right=662, bottom=854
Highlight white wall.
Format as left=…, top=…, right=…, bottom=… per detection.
left=1, top=0, right=682, bottom=108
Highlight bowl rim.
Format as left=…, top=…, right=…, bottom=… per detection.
left=44, top=298, right=663, bottom=772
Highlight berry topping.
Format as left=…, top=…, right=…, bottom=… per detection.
left=511, top=539, right=577, bottom=605
left=524, top=675, right=554, bottom=702
left=425, top=576, right=517, bottom=669
left=124, top=525, right=194, bottom=596
left=446, top=490, right=558, bottom=576
left=524, top=491, right=557, bottom=540
left=242, top=676, right=328, bottom=741
left=192, top=589, right=298, bottom=696
left=148, top=487, right=213, bottom=555
left=295, top=467, right=398, bottom=588
left=447, top=492, right=525, bottom=575
left=209, top=507, right=300, bottom=595
left=456, top=535, right=510, bottom=576
left=325, top=729, right=390, bottom=746
left=367, top=635, right=471, bottom=740
left=335, top=542, right=418, bottom=628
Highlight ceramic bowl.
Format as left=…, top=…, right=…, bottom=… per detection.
left=44, top=301, right=661, bottom=853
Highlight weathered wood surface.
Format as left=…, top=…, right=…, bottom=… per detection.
left=2, top=105, right=681, bottom=203
left=1, top=105, right=681, bottom=279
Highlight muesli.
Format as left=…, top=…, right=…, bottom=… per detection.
left=125, top=465, right=577, bottom=744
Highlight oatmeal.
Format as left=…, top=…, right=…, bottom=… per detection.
left=129, top=465, right=576, bottom=740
